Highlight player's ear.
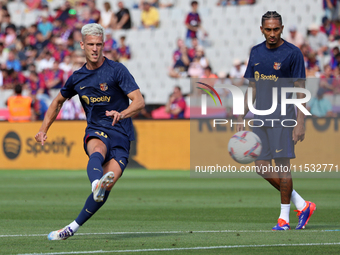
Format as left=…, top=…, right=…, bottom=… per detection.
left=260, top=26, right=264, bottom=35
left=80, top=41, right=84, bottom=50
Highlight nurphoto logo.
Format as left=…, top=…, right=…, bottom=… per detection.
left=197, top=82, right=312, bottom=128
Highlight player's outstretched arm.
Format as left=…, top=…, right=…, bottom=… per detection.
left=236, top=81, right=256, bottom=132
left=293, top=80, right=306, bottom=144
left=106, top=89, right=145, bottom=126
left=35, top=92, right=67, bottom=145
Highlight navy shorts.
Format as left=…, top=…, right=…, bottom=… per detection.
left=83, top=127, right=130, bottom=171
left=253, top=126, right=295, bottom=161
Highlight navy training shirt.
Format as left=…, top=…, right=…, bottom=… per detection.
left=244, top=40, right=306, bottom=127
left=60, top=58, right=139, bottom=141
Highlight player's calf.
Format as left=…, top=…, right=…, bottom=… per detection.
left=93, top=171, right=114, bottom=202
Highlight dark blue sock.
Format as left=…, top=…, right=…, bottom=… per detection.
left=87, top=152, right=104, bottom=183
left=75, top=190, right=111, bottom=226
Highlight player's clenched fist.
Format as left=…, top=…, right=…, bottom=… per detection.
left=106, top=110, right=124, bottom=126
left=35, top=131, right=47, bottom=145
left=292, top=124, right=305, bottom=145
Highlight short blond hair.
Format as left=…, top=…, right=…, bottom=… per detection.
left=81, top=23, right=105, bottom=42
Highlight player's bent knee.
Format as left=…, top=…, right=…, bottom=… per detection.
left=103, top=158, right=123, bottom=191
left=87, top=138, right=107, bottom=157
left=92, top=146, right=106, bottom=157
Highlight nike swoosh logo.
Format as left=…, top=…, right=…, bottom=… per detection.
left=255, top=63, right=260, bottom=66
left=86, top=209, right=93, bottom=214
left=119, top=160, right=125, bottom=166
left=93, top=168, right=101, bottom=171
left=80, top=86, right=86, bottom=90
left=276, top=149, right=283, bottom=153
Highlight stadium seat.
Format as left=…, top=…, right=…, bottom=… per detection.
left=293, top=1, right=308, bottom=13
left=0, top=90, right=12, bottom=106
left=47, top=0, right=63, bottom=12
left=0, top=108, right=9, bottom=120
left=323, top=94, right=334, bottom=104
left=251, top=3, right=268, bottom=17
left=202, top=16, right=215, bottom=30
left=240, top=5, right=254, bottom=19
left=130, top=9, right=141, bottom=28
left=280, top=3, right=293, bottom=16
left=7, top=1, right=26, bottom=27
left=167, top=28, right=183, bottom=43
left=308, top=0, right=324, bottom=18
left=306, top=78, right=320, bottom=97
left=170, top=8, right=185, bottom=20
left=199, top=7, right=211, bottom=19
left=159, top=8, right=170, bottom=19
left=176, top=77, right=192, bottom=95
left=176, top=0, right=191, bottom=11
left=334, top=95, right=340, bottom=106
left=210, top=6, right=226, bottom=18
left=200, top=0, right=210, bottom=8
left=23, top=11, right=40, bottom=27
left=2, top=0, right=324, bottom=107
left=125, top=30, right=138, bottom=44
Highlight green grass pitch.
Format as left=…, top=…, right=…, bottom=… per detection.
left=0, top=170, right=339, bottom=254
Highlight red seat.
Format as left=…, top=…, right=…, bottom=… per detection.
left=0, top=108, right=9, bottom=121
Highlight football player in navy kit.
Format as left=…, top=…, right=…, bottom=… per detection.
left=237, top=12, right=316, bottom=230
left=35, top=23, right=144, bottom=240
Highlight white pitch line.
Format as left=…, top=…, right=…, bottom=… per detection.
left=16, top=242, right=340, bottom=255
left=0, top=234, right=46, bottom=238
left=0, top=229, right=328, bottom=238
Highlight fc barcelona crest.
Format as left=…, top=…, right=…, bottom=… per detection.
left=273, top=62, right=281, bottom=70
left=100, top=83, right=108, bottom=91
left=254, top=71, right=260, bottom=81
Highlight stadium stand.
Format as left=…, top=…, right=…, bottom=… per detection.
left=122, top=0, right=323, bottom=104
left=1, top=0, right=338, bottom=119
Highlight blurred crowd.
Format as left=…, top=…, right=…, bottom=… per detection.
left=2, top=0, right=338, bottom=122
left=274, top=2, right=340, bottom=117
left=216, top=0, right=256, bottom=6
left=168, top=0, right=254, bottom=81
left=1, top=0, right=136, bottom=121
left=168, top=0, right=340, bottom=118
